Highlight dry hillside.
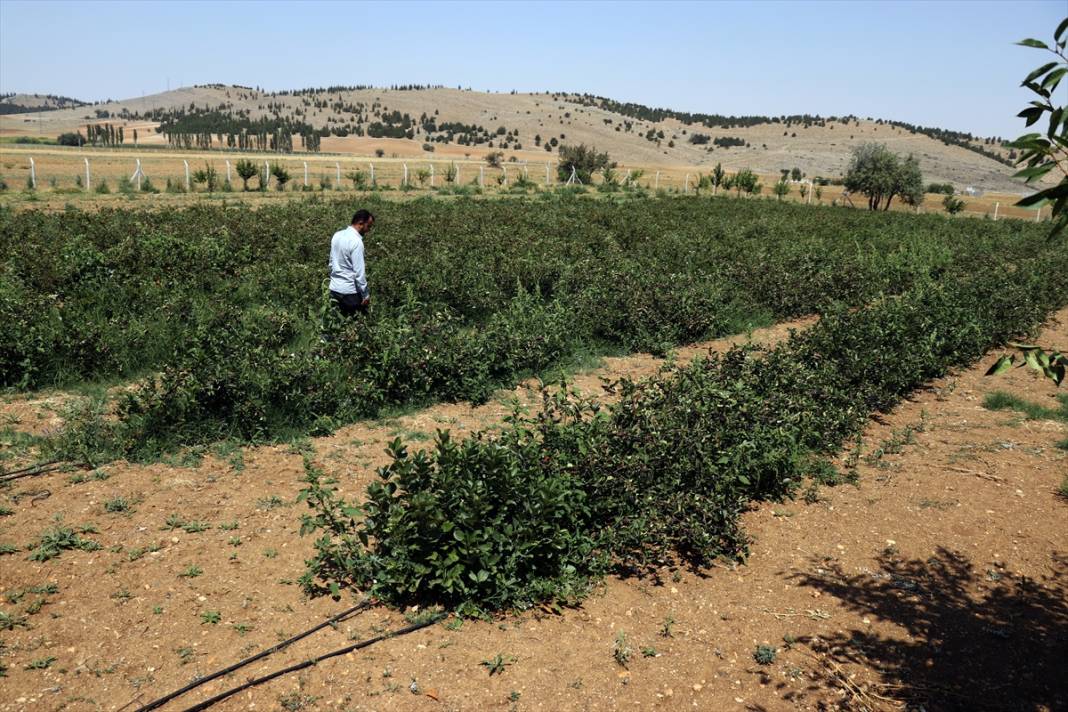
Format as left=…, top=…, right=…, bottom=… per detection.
left=0, top=85, right=1028, bottom=192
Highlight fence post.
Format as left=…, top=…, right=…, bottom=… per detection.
left=1036, top=206, right=1042, bottom=223
left=502, top=165, right=508, bottom=185
left=545, top=162, right=550, bottom=186
left=226, top=159, right=232, bottom=184
left=28, top=157, right=36, bottom=189
left=403, top=163, right=408, bottom=187
left=264, top=161, right=270, bottom=189
left=480, top=166, right=484, bottom=188
left=132, top=158, right=143, bottom=191
left=429, top=163, right=434, bottom=187
left=84, top=158, right=91, bottom=192
left=184, top=160, right=190, bottom=191
left=655, top=171, right=660, bottom=190
left=684, top=173, right=689, bottom=193
left=456, top=163, right=461, bottom=184
left=993, top=202, right=999, bottom=221
left=369, top=163, right=374, bottom=186
left=303, top=161, right=308, bottom=188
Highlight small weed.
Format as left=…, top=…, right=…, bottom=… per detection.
left=0, top=505, right=12, bottom=516
left=0, top=543, right=18, bottom=555
left=228, top=536, right=242, bottom=547
left=178, top=565, right=203, bottom=578
left=103, top=496, right=133, bottom=514
left=257, top=495, right=286, bottom=510
left=0, top=611, right=29, bottom=630
left=233, top=623, right=254, bottom=636
left=181, top=520, right=210, bottom=534
left=264, top=548, right=278, bottom=559
left=110, top=588, right=133, bottom=604
left=153, top=606, right=163, bottom=615
left=443, top=616, right=463, bottom=631
left=613, top=631, right=633, bottom=668
left=127, top=543, right=161, bottom=561
left=1057, top=474, right=1068, bottom=501
left=201, top=610, right=221, bottom=625
left=753, top=644, right=777, bottom=665
left=176, top=647, right=195, bottom=664
left=218, top=520, right=240, bottom=531
left=660, top=616, right=676, bottom=638
left=508, top=690, right=521, bottom=702
left=162, top=513, right=186, bottom=531
left=917, top=498, right=956, bottom=511
left=25, top=656, right=57, bottom=670
left=27, top=526, right=100, bottom=561
left=641, top=646, right=657, bottom=658
left=481, top=653, right=515, bottom=676
left=69, top=469, right=110, bottom=484
left=278, top=691, right=320, bottom=711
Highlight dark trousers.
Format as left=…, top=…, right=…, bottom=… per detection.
left=330, top=290, right=368, bottom=318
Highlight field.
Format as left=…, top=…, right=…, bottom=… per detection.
left=0, top=143, right=1049, bottom=222
left=1, top=193, right=1066, bottom=711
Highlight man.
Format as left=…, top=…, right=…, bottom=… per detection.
left=329, top=209, right=374, bottom=317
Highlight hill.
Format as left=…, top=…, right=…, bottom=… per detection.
left=0, top=84, right=1027, bottom=192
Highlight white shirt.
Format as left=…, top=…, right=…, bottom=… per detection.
left=328, top=225, right=368, bottom=298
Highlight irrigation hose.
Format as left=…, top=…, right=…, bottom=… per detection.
left=177, top=614, right=445, bottom=712
left=135, top=598, right=372, bottom=712
left=0, top=463, right=71, bottom=484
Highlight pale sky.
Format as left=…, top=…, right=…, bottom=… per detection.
left=1, top=0, right=1065, bottom=138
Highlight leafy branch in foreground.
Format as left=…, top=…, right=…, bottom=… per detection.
left=986, top=342, right=1066, bottom=386
left=1010, top=17, right=1068, bottom=239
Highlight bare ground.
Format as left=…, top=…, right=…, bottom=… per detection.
left=0, top=310, right=1065, bottom=712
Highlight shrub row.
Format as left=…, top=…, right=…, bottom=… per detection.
left=298, top=248, right=1068, bottom=614
left=2, top=195, right=1046, bottom=390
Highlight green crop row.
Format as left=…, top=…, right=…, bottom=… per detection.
left=297, top=247, right=1068, bottom=614
left=1, top=194, right=1045, bottom=393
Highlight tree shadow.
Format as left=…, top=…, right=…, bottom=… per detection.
left=790, top=547, right=1068, bottom=711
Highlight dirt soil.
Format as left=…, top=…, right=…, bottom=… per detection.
left=0, top=311, right=1065, bottom=712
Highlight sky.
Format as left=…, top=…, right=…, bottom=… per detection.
left=0, top=0, right=1064, bottom=139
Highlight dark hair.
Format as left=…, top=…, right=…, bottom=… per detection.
left=352, top=209, right=375, bottom=225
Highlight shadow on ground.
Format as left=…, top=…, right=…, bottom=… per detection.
left=792, top=547, right=1068, bottom=712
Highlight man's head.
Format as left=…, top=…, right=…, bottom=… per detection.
left=352, top=209, right=375, bottom=235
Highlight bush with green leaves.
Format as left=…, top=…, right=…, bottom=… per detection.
left=298, top=247, right=1068, bottom=612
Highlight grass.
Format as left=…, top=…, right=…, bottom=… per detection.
left=983, top=391, right=1068, bottom=423
left=27, top=526, right=101, bottom=561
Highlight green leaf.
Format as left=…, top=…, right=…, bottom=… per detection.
left=1013, top=163, right=1055, bottom=182
left=1017, top=38, right=1050, bottom=49
left=1041, top=67, right=1067, bottom=93
left=985, top=355, right=1015, bottom=376
left=1017, top=107, right=1045, bottom=127
left=1056, top=17, right=1068, bottom=42
left=1023, top=61, right=1059, bottom=84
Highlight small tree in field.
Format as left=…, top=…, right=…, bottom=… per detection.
left=485, top=151, right=504, bottom=168
left=345, top=170, right=367, bottom=190
left=773, top=178, right=790, bottom=201
left=942, top=194, right=966, bottom=214
left=235, top=159, right=258, bottom=191
left=271, top=164, right=291, bottom=191
left=844, top=143, right=924, bottom=210
left=711, top=162, right=725, bottom=193
left=557, top=144, right=611, bottom=183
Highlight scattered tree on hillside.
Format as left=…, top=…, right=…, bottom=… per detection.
left=485, top=151, right=504, bottom=168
